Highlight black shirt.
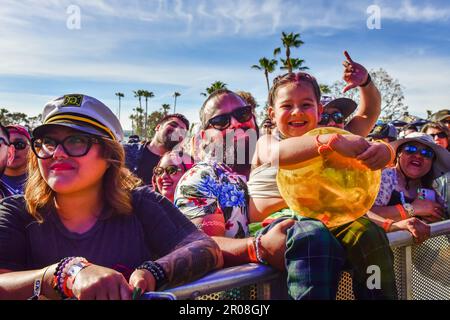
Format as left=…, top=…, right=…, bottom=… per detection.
left=0, top=187, right=197, bottom=277
left=136, top=146, right=161, bottom=185
left=123, top=143, right=161, bottom=185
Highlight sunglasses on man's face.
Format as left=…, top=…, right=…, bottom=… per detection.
left=318, top=112, right=344, bottom=125
left=153, top=165, right=182, bottom=177
left=428, top=132, right=447, bottom=139
left=402, top=144, right=435, bottom=159
left=205, top=106, right=253, bottom=130
left=12, top=140, right=29, bottom=150
left=31, top=135, right=100, bottom=159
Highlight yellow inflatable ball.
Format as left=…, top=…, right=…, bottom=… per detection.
left=276, top=127, right=381, bottom=228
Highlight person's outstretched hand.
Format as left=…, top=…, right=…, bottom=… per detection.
left=356, top=141, right=392, bottom=170
left=391, top=217, right=430, bottom=244
left=342, top=51, right=369, bottom=93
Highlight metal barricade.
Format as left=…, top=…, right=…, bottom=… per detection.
left=160, top=220, right=450, bottom=300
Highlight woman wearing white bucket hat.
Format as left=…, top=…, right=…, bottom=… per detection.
left=368, top=132, right=450, bottom=243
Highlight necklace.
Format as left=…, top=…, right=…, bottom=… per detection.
left=0, top=178, right=24, bottom=195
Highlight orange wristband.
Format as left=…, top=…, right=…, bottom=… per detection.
left=395, top=204, right=408, bottom=220
left=316, top=134, right=340, bottom=156
left=247, top=238, right=258, bottom=263
left=376, top=139, right=395, bottom=167
left=383, top=219, right=394, bottom=232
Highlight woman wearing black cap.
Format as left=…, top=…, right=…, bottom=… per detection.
left=0, top=94, right=222, bottom=300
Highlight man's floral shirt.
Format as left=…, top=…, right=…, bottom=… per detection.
left=174, top=161, right=249, bottom=238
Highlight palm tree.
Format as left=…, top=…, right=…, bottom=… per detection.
left=280, top=58, right=309, bottom=72
left=133, top=90, right=144, bottom=112
left=274, top=31, right=305, bottom=73
left=201, top=81, right=228, bottom=97
left=115, top=92, right=124, bottom=121
left=251, top=57, right=278, bottom=93
left=319, top=84, right=331, bottom=94
left=141, top=90, right=154, bottom=139
left=130, top=107, right=145, bottom=137
left=173, top=92, right=181, bottom=113
left=161, top=104, right=171, bottom=116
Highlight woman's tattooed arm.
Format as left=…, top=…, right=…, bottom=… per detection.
left=156, top=231, right=224, bottom=287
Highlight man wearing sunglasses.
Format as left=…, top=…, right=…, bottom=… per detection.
left=319, top=96, right=357, bottom=130
left=0, top=125, right=31, bottom=196
left=0, top=123, right=16, bottom=199
left=175, top=89, right=259, bottom=238
left=175, top=90, right=298, bottom=286
left=124, top=114, right=189, bottom=185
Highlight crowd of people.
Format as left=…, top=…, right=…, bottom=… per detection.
left=0, top=52, right=449, bottom=300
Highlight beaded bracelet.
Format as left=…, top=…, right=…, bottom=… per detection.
left=64, top=258, right=91, bottom=298
left=53, top=257, right=90, bottom=299
left=255, top=233, right=268, bottom=265
left=53, top=257, right=74, bottom=299
left=136, top=261, right=168, bottom=290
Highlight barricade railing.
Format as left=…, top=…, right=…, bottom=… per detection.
left=156, top=220, right=450, bottom=300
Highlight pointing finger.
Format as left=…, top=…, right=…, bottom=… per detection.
left=344, top=50, right=354, bottom=63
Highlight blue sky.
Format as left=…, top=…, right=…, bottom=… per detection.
left=1, top=0, right=450, bottom=130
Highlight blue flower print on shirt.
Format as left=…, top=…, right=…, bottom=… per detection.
left=218, top=183, right=246, bottom=208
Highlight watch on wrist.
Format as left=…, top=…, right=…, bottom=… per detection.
left=403, top=203, right=415, bottom=217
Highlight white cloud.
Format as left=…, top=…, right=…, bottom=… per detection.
left=378, top=0, right=450, bottom=22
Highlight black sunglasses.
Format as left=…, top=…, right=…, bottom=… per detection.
left=153, top=165, right=182, bottom=176
left=31, top=135, right=100, bottom=159
left=319, top=112, right=344, bottom=125
left=402, top=144, right=435, bottom=159
left=12, top=140, right=29, bottom=150
left=428, top=132, right=447, bottom=139
left=0, top=137, right=10, bottom=147
left=205, top=106, right=253, bottom=130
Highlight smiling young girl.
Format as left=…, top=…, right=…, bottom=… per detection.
left=247, top=53, right=397, bottom=299
left=0, top=94, right=222, bottom=300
